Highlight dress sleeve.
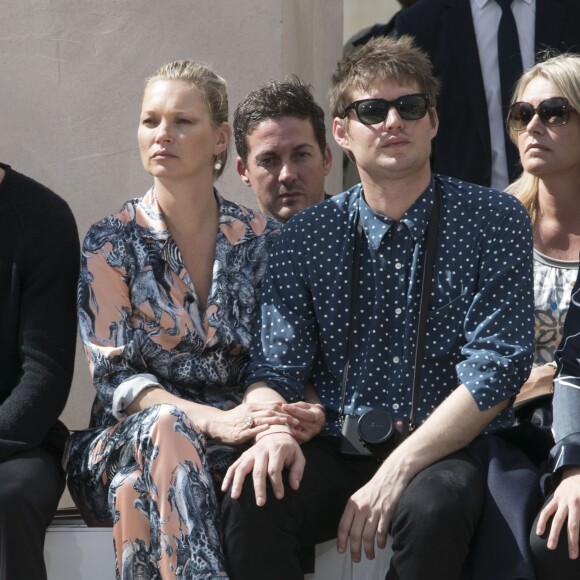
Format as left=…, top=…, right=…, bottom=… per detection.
left=78, top=223, right=162, bottom=425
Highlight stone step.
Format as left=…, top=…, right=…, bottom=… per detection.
left=44, top=524, right=392, bottom=579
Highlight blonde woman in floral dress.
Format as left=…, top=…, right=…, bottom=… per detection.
left=65, top=60, right=323, bottom=579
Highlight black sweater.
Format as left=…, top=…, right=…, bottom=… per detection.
left=0, top=163, right=80, bottom=462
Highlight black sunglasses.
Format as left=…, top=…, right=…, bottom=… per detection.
left=339, top=94, right=431, bottom=125
left=508, top=97, right=574, bottom=131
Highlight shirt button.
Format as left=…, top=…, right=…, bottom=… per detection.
left=395, top=307, right=402, bottom=315
left=392, top=403, right=400, bottom=411
left=395, top=262, right=402, bottom=270
left=393, top=356, right=400, bottom=363
left=396, top=224, right=403, bottom=231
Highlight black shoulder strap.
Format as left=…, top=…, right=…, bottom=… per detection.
left=339, top=187, right=441, bottom=430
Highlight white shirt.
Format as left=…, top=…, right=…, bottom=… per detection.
left=470, top=0, right=535, bottom=191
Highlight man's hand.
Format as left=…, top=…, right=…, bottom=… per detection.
left=337, top=460, right=407, bottom=562
left=536, top=467, right=580, bottom=559
left=336, top=385, right=509, bottom=563
left=282, top=401, right=326, bottom=444
left=221, top=431, right=305, bottom=506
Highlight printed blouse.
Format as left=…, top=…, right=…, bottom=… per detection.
left=532, top=249, right=578, bottom=365
left=79, top=188, right=280, bottom=429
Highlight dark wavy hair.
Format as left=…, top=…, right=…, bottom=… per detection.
left=234, top=76, right=327, bottom=163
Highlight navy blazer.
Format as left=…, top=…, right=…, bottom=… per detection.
left=394, top=0, right=580, bottom=187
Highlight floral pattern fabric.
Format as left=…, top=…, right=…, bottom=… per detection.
left=533, top=249, right=578, bottom=365
left=66, top=188, right=279, bottom=579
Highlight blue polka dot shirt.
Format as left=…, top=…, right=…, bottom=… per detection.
left=245, top=175, right=535, bottom=437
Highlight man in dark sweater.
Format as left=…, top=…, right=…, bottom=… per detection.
left=0, top=162, right=79, bottom=580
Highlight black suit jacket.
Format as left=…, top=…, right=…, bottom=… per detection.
left=394, top=0, right=580, bottom=187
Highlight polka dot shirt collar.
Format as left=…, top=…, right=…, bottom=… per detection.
left=357, top=180, right=436, bottom=251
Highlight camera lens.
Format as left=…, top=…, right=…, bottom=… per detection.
left=357, top=409, right=395, bottom=445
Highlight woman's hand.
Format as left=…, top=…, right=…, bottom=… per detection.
left=536, top=467, right=580, bottom=559
left=282, top=402, right=326, bottom=444
left=202, top=401, right=299, bottom=445
left=514, top=364, right=555, bottom=407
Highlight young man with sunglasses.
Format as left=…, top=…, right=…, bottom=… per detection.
left=222, top=35, right=535, bottom=579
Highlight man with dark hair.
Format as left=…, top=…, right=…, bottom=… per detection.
left=0, top=162, right=79, bottom=579
left=234, top=77, right=332, bottom=223
left=222, top=35, right=535, bottom=579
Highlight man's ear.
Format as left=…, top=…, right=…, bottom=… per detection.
left=322, top=144, right=332, bottom=177
left=236, top=157, right=252, bottom=187
left=332, top=117, right=350, bottom=153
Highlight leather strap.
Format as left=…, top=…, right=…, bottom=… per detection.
left=339, top=186, right=441, bottom=431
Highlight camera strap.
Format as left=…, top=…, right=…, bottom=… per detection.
left=339, top=184, right=441, bottom=432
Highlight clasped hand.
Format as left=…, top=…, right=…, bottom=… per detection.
left=283, top=401, right=326, bottom=444
left=219, top=402, right=325, bottom=504
left=204, top=401, right=295, bottom=445
left=204, top=400, right=325, bottom=446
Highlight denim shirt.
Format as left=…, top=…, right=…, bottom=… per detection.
left=245, top=174, right=534, bottom=437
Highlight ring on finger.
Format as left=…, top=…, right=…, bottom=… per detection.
left=243, top=416, right=255, bottom=428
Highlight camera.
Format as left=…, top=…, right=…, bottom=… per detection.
left=339, top=409, right=409, bottom=458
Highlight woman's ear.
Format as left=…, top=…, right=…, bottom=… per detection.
left=214, top=122, right=231, bottom=155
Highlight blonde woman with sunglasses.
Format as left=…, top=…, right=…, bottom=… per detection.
left=506, top=54, right=580, bottom=420
left=506, top=53, right=580, bottom=579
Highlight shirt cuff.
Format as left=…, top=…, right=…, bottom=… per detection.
left=457, top=354, right=523, bottom=411
left=546, top=432, right=580, bottom=492
left=112, top=373, right=163, bottom=419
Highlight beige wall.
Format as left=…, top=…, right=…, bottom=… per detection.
left=343, top=0, right=399, bottom=43
left=0, top=0, right=342, bottom=442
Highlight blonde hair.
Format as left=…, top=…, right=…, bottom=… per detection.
left=506, top=53, right=580, bottom=223
left=145, top=60, right=229, bottom=180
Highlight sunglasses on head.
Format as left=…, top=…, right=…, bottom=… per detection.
left=508, top=97, right=574, bottom=131
left=339, top=93, right=431, bottom=125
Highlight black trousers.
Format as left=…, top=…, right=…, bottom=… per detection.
left=222, top=437, right=485, bottom=580
left=530, top=492, right=580, bottom=579
left=0, top=447, right=65, bottom=580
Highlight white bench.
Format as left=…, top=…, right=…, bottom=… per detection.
left=45, top=525, right=115, bottom=580
left=44, top=523, right=392, bottom=580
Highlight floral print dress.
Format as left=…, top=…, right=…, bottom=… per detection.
left=65, top=188, right=279, bottom=579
